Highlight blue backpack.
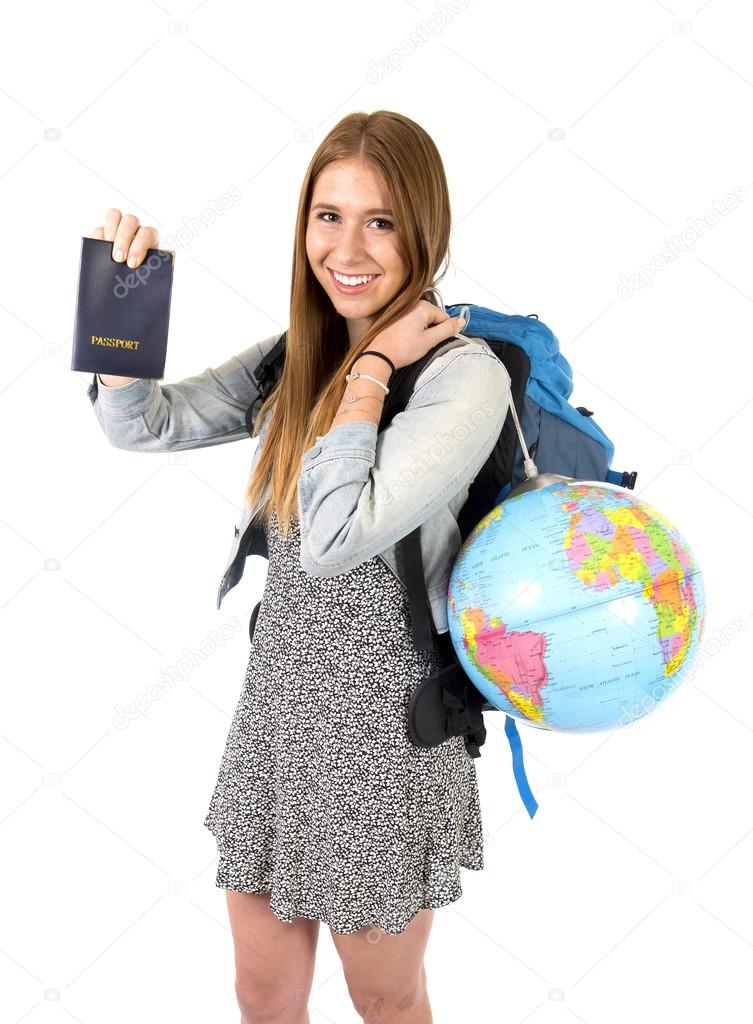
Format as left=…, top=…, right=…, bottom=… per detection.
left=380, top=299, right=639, bottom=819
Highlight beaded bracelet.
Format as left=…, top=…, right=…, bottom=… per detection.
left=345, top=367, right=390, bottom=394
left=348, top=349, right=396, bottom=385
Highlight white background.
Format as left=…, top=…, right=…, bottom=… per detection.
left=2, top=0, right=751, bottom=1020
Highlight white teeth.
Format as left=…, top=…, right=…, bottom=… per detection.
left=333, top=271, right=376, bottom=286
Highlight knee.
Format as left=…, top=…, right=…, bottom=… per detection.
left=350, top=976, right=425, bottom=1023
left=235, top=977, right=310, bottom=1024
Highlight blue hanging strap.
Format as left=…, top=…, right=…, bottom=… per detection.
left=504, top=714, right=538, bottom=818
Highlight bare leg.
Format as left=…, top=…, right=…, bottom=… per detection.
left=329, top=908, right=434, bottom=1022
left=225, top=890, right=320, bottom=1024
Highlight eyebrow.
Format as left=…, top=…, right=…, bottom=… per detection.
left=311, top=202, right=394, bottom=216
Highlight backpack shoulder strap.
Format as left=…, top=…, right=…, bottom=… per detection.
left=244, top=330, right=287, bottom=435
left=250, top=330, right=470, bottom=437
left=378, top=335, right=470, bottom=432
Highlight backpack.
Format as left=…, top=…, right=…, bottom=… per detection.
left=380, top=301, right=639, bottom=818
left=245, top=301, right=639, bottom=819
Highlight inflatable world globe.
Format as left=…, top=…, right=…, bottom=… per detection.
left=447, top=475, right=706, bottom=733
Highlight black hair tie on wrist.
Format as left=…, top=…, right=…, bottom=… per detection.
left=351, top=349, right=396, bottom=381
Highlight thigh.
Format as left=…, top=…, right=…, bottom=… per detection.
left=329, top=908, right=434, bottom=1006
left=226, top=891, right=320, bottom=1012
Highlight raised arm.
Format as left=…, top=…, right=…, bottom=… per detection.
left=297, top=342, right=511, bottom=574
left=87, top=330, right=283, bottom=452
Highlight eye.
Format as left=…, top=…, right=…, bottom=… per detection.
left=315, top=212, right=393, bottom=230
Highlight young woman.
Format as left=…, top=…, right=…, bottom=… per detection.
left=89, top=110, right=511, bottom=1023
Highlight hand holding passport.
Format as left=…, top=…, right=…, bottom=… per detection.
left=71, top=219, right=175, bottom=382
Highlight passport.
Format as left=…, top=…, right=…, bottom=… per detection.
left=71, top=236, right=175, bottom=379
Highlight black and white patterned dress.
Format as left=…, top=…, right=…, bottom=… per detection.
left=202, top=506, right=484, bottom=935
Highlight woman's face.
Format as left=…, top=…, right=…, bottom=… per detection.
left=306, top=157, right=408, bottom=347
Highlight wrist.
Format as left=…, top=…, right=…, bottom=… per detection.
left=332, top=390, right=382, bottom=426
left=350, top=352, right=393, bottom=384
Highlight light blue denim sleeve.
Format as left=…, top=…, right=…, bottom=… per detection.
left=297, top=346, right=512, bottom=574
left=86, top=331, right=282, bottom=452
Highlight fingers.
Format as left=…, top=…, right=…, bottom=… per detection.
left=101, top=208, right=159, bottom=268
left=420, top=299, right=465, bottom=333
left=103, top=208, right=121, bottom=241
left=448, top=313, right=466, bottom=338
left=92, top=209, right=159, bottom=269
left=420, top=298, right=449, bottom=325
left=425, top=312, right=467, bottom=349
left=123, top=224, right=160, bottom=268
left=415, top=297, right=466, bottom=353
left=111, top=212, right=141, bottom=264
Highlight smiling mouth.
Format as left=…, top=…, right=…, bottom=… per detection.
left=327, top=267, right=381, bottom=293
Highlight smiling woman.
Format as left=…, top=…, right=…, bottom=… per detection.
left=86, top=109, right=498, bottom=1024
left=204, top=110, right=489, bottom=1023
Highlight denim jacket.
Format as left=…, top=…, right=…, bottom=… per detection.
left=86, top=330, right=512, bottom=633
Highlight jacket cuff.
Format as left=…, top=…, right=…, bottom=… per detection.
left=87, top=371, right=158, bottom=418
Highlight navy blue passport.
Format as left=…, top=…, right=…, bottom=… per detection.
left=71, top=236, right=175, bottom=379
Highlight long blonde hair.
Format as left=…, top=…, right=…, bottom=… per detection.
left=244, top=109, right=453, bottom=536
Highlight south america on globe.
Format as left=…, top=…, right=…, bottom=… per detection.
left=447, top=476, right=706, bottom=733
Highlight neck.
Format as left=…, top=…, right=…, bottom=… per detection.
left=346, top=315, right=374, bottom=350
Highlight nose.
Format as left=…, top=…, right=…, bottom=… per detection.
left=332, top=220, right=367, bottom=265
